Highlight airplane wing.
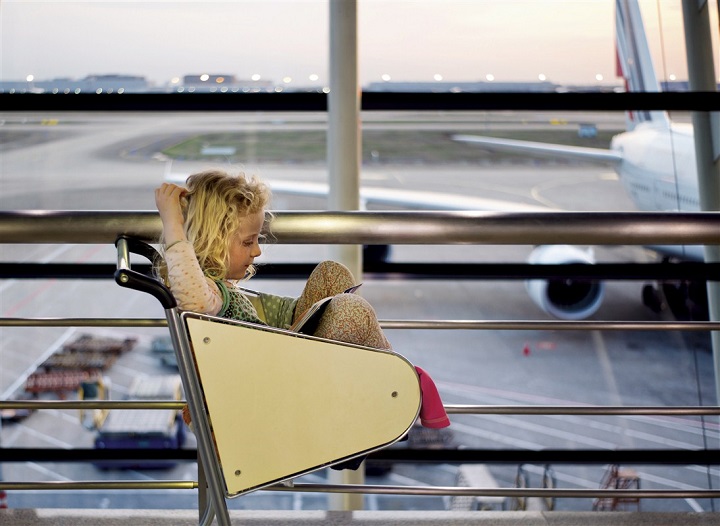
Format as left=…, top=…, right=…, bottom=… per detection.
left=164, top=172, right=550, bottom=212
left=452, top=134, right=624, bottom=165
left=267, top=179, right=551, bottom=212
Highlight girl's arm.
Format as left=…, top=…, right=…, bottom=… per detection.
left=164, top=242, right=223, bottom=315
left=155, top=183, right=223, bottom=315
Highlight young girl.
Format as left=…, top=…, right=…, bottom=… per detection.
left=155, top=169, right=449, bottom=441
left=155, top=169, right=392, bottom=349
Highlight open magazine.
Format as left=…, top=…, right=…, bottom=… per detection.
left=290, top=284, right=362, bottom=335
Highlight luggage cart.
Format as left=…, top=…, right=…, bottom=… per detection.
left=115, top=236, right=422, bottom=526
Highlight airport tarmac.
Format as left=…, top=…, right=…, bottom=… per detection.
left=0, top=112, right=718, bottom=513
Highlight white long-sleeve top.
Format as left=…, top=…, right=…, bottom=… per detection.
left=163, top=241, right=223, bottom=315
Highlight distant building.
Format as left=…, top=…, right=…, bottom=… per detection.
left=5, top=75, right=705, bottom=95
left=364, top=80, right=560, bottom=93
left=182, top=74, right=235, bottom=87
left=173, top=74, right=273, bottom=93
left=81, top=75, right=149, bottom=92
left=0, top=74, right=151, bottom=94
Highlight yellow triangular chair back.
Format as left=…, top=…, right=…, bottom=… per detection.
left=183, top=313, right=421, bottom=497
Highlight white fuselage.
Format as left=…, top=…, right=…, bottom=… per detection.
left=611, top=122, right=699, bottom=212
left=611, top=121, right=704, bottom=261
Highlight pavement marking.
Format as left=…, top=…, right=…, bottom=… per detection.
left=577, top=416, right=712, bottom=449
left=467, top=413, right=618, bottom=449
left=448, top=421, right=543, bottom=450
left=440, top=380, right=717, bottom=447
left=686, top=465, right=720, bottom=478
left=1, top=327, right=77, bottom=400
left=632, top=469, right=714, bottom=492
left=2, top=280, right=59, bottom=317
left=591, top=330, right=635, bottom=451
left=6, top=422, right=75, bottom=448
left=24, top=462, right=74, bottom=482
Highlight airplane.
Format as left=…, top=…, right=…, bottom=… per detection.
left=452, top=0, right=710, bottom=321
left=166, top=0, right=708, bottom=321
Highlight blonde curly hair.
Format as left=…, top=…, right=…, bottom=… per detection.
left=158, top=169, right=271, bottom=282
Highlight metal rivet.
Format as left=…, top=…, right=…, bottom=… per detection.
left=120, top=275, right=129, bottom=283
left=203, top=337, right=211, bottom=344
left=391, top=391, right=398, bottom=398
left=235, top=470, right=242, bottom=476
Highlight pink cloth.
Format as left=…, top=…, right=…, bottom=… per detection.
left=415, top=366, right=450, bottom=429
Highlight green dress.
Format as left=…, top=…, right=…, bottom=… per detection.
left=215, top=280, right=298, bottom=329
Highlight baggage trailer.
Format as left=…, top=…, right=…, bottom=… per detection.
left=62, top=334, right=137, bottom=355
left=24, top=334, right=137, bottom=399
left=93, top=375, right=185, bottom=469
left=41, top=333, right=137, bottom=371
left=25, top=370, right=93, bottom=399
left=41, top=351, right=116, bottom=371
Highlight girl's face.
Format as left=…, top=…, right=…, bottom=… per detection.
left=226, top=210, right=265, bottom=280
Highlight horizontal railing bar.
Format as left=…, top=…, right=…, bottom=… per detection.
left=443, top=405, right=720, bottom=415
left=0, top=318, right=168, bottom=327
left=4, top=261, right=720, bottom=281
left=274, top=483, right=720, bottom=499
left=0, top=400, right=184, bottom=410
left=2, top=400, right=716, bottom=416
left=271, top=211, right=720, bottom=245
left=2, top=480, right=718, bottom=500
left=381, top=320, right=720, bottom=331
left=0, top=448, right=198, bottom=463
left=2, top=210, right=720, bottom=245
left=2, top=318, right=720, bottom=331
left=0, top=481, right=197, bottom=491
left=2, top=91, right=719, bottom=112
left=2, top=448, right=718, bottom=465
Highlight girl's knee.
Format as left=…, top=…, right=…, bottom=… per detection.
left=317, top=294, right=391, bottom=350
left=328, top=292, right=375, bottom=319
left=312, top=260, right=356, bottom=286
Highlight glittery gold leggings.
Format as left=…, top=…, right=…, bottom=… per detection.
left=293, top=261, right=392, bottom=351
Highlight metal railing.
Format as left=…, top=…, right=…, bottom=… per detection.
left=1, top=210, right=720, bottom=511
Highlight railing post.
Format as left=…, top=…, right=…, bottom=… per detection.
left=327, top=0, right=364, bottom=511
left=682, top=0, right=720, bottom=405
left=327, top=0, right=362, bottom=281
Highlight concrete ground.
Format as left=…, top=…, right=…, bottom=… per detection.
left=2, top=509, right=720, bottom=526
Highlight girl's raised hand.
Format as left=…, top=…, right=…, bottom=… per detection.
left=155, top=183, right=187, bottom=243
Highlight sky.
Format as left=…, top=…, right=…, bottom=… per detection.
left=0, top=1, right=716, bottom=88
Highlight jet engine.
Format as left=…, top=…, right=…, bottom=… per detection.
left=525, top=245, right=605, bottom=320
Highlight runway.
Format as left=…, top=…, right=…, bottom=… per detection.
left=0, top=112, right=717, bottom=512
